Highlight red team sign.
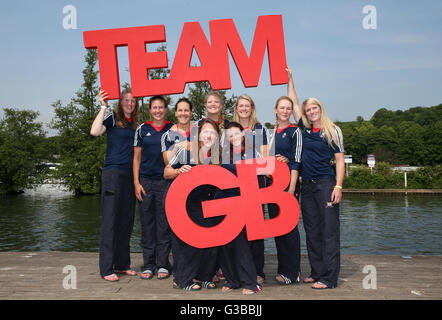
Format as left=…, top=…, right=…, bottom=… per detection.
left=83, top=15, right=287, bottom=99
left=83, top=15, right=299, bottom=248
left=165, top=158, right=300, bottom=248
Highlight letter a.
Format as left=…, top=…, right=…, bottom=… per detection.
left=62, top=5, right=77, bottom=30
left=362, top=5, right=377, bottom=30
left=362, top=265, right=377, bottom=289
left=62, top=265, right=77, bottom=289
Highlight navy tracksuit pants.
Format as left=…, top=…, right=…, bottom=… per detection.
left=301, top=179, right=340, bottom=288
left=214, top=186, right=258, bottom=291
left=138, top=177, right=172, bottom=273
left=219, top=228, right=258, bottom=291
left=170, top=188, right=219, bottom=288
left=99, top=168, right=136, bottom=277
left=248, top=175, right=267, bottom=279
left=267, top=181, right=301, bottom=282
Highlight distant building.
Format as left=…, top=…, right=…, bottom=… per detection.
left=392, top=166, right=421, bottom=172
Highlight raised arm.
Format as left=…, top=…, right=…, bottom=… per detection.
left=286, top=67, right=302, bottom=123
left=90, top=90, right=108, bottom=136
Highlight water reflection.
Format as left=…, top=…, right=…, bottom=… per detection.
left=0, top=185, right=441, bottom=255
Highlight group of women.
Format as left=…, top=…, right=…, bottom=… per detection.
left=90, top=67, right=345, bottom=293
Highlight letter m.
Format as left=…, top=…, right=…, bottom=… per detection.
left=209, top=15, right=288, bottom=89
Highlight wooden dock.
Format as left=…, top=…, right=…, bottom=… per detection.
left=0, top=252, right=440, bottom=300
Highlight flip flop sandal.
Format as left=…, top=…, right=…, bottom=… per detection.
left=222, top=286, right=233, bottom=292
left=102, top=274, right=119, bottom=282
left=303, top=277, right=317, bottom=283
left=276, top=274, right=296, bottom=285
left=115, top=269, right=137, bottom=276
left=311, top=281, right=332, bottom=289
left=242, top=285, right=262, bottom=295
left=201, top=281, right=217, bottom=289
left=140, top=270, right=154, bottom=280
left=173, top=282, right=201, bottom=291
left=157, top=268, right=170, bottom=280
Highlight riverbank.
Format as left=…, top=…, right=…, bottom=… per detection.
left=0, top=252, right=440, bottom=300
left=343, top=189, right=442, bottom=194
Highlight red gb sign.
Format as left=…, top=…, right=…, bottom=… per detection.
left=165, top=157, right=300, bottom=248
left=83, top=15, right=288, bottom=99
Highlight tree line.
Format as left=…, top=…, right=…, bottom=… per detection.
left=1, top=50, right=440, bottom=194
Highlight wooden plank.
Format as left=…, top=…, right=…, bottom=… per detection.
left=0, top=252, right=440, bottom=300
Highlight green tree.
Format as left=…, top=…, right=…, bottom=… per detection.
left=0, top=108, right=48, bottom=194
left=370, top=107, right=397, bottom=128
left=50, top=50, right=105, bottom=194
left=396, top=121, right=428, bottom=165
left=264, top=122, right=274, bottom=129
left=372, top=125, right=399, bottom=164
left=424, top=120, right=442, bottom=165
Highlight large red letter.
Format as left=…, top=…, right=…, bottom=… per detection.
left=209, top=15, right=288, bottom=88
left=167, top=21, right=219, bottom=95
left=83, top=25, right=167, bottom=99
left=165, top=165, right=245, bottom=248
left=235, top=157, right=299, bottom=241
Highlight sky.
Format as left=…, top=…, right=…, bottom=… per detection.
left=1, top=0, right=441, bottom=135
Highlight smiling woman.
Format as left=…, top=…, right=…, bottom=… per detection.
left=288, top=67, right=345, bottom=290
left=90, top=88, right=139, bottom=282
left=133, top=95, right=174, bottom=280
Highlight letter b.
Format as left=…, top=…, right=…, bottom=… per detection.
left=235, top=157, right=299, bottom=241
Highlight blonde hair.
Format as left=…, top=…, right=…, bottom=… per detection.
left=301, top=97, right=343, bottom=148
left=268, top=96, right=294, bottom=153
left=233, top=94, right=257, bottom=130
left=204, top=91, right=225, bottom=134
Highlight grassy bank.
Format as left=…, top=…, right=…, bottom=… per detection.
left=343, top=162, right=441, bottom=189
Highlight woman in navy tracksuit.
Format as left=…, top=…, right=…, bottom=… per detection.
left=287, top=67, right=345, bottom=289
left=90, top=89, right=139, bottom=282
left=232, top=94, right=268, bottom=284
left=217, top=122, right=262, bottom=295
left=163, top=118, right=221, bottom=291
left=161, top=98, right=196, bottom=166
left=196, top=91, right=229, bottom=283
left=267, top=95, right=303, bottom=285
left=133, top=95, right=174, bottom=280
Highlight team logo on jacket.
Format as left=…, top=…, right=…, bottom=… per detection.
left=146, top=132, right=151, bottom=136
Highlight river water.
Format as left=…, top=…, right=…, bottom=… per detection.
left=0, top=184, right=441, bottom=255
